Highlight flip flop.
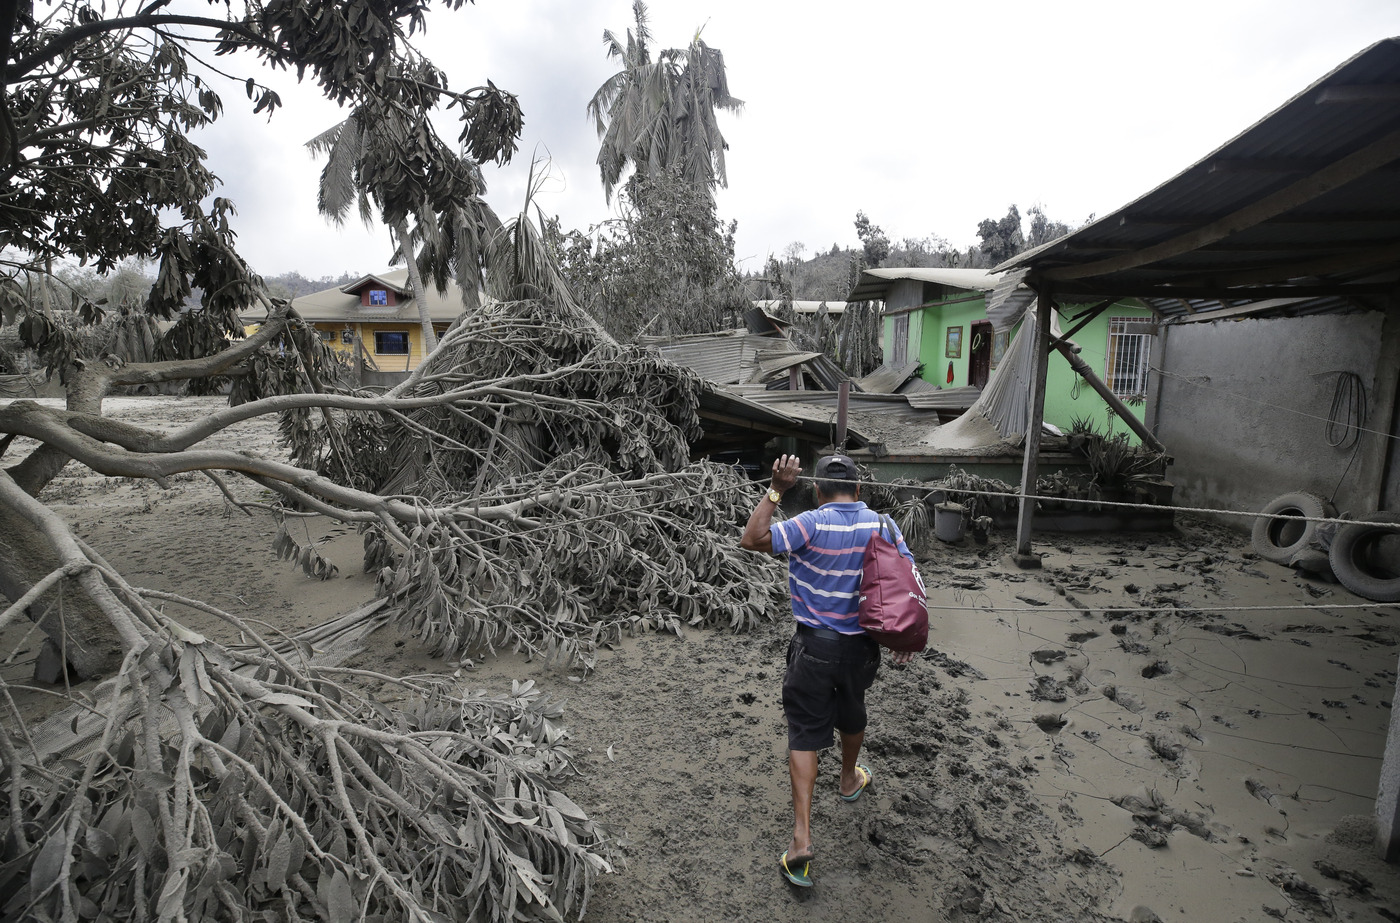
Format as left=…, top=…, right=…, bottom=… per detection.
left=779, top=850, right=813, bottom=887
left=839, top=764, right=871, bottom=802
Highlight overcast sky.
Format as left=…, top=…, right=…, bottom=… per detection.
left=197, top=0, right=1400, bottom=281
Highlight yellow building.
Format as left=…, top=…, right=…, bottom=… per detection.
left=243, top=269, right=468, bottom=380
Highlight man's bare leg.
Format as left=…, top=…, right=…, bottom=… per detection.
left=787, top=749, right=818, bottom=861
left=839, top=730, right=866, bottom=797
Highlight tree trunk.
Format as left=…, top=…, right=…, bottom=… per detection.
left=5, top=363, right=123, bottom=679
left=394, top=219, right=436, bottom=355
left=0, top=501, right=123, bottom=680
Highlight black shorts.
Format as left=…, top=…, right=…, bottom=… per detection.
left=782, top=627, right=881, bottom=751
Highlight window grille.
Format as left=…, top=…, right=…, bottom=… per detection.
left=1104, top=317, right=1154, bottom=399
left=374, top=331, right=410, bottom=355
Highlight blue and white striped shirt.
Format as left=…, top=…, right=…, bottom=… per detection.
left=770, top=501, right=915, bottom=634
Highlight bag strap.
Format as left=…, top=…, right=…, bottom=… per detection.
left=877, top=513, right=895, bottom=544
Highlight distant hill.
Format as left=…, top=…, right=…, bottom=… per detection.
left=783, top=247, right=861, bottom=302
left=261, top=270, right=363, bottom=301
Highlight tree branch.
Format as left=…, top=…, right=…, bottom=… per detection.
left=7, top=14, right=277, bottom=83
left=101, top=303, right=291, bottom=388
left=18, top=357, right=602, bottom=455
left=4, top=304, right=291, bottom=495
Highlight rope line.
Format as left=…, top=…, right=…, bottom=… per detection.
left=238, top=467, right=1397, bottom=620
left=794, top=476, right=1400, bottom=531
left=926, top=603, right=1395, bottom=614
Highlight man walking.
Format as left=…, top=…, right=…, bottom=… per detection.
left=739, top=453, right=916, bottom=888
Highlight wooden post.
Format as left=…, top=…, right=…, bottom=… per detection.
left=789, top=367, right=801, bottom=391
left=1013, top=288, right=1054, bottom=567
left=1050, top=337, right=1166, bottom=453
left=836, top=381, right=850, bottom=449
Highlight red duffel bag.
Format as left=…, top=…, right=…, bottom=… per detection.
left=857, top=515, right=929, bottom=652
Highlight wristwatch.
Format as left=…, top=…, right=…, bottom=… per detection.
left=767, top=488, right=783, bottom=504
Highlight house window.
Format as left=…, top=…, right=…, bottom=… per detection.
left=368, top=289, right=389, bottom=306
left=374, top=331, right=410, bottom=355
left=340, top=329, right=354, bottom=345
left=317, top=329, right=333, bottom=342
left=891, top=314, right=909, bottom=366
left=1105, top=317, right=1155, bottom=400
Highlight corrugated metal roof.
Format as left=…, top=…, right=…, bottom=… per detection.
left=997, top=37, right=1400, bottom=318
left=846, top=267, right=1009, bottom=303
left=697, top=386, right=873, bottom=448
left=639, top=330, right=767, bottom=385
left=902, top=386, right=982, bottom=411
left=642, top=329, right=855, bottom=391
left=753, top=299, right=848, bottom=315
left=755, top=351, right=826, bottom=378
left=896, top=377, right=941, bottom=395
left=857, top=360, right=922, bottom=394
left=743, top=391, right=940, bottom=446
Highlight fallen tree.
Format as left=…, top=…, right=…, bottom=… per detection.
left=0, top=296, right=786, bottom=670
left=0, top=293, right=783, bottom=920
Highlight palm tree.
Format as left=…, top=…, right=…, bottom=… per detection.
left=587, top=2, right=742, bottom=204
left=307, top=111, right=441, bottom=354
left=668, top=34, right=743, bottom=192
left=587, top=1, right=664, bottom=203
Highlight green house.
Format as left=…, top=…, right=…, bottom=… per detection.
left=847, top=267, right=1158, bottom=441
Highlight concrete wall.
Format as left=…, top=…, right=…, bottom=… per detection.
left=360, top=370, right=411, bottom=389
left=1152, top=310, right=1386, bottom=529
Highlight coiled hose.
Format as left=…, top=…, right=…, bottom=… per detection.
left=1324, top=371, right=1366, bottom=450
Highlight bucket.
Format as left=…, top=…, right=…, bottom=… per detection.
left=934, top=502, right=967, bottom=543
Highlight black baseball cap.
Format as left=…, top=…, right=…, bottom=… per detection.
left=814, top=454, right=858, bottom=482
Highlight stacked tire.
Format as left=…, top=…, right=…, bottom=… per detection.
left=1329, top=512, right=1400, bottom=603
left=1251, top=492, right=1335, bottom=566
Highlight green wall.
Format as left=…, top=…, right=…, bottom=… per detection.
left=1042, top=306, right=1155, bottom=442
left=882, top=294, right=1156, bottom=442
left=916, top=297, right=985, bottom=387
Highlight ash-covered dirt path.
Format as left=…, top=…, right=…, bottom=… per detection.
left=471, top=620, right=1119, bottom=923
